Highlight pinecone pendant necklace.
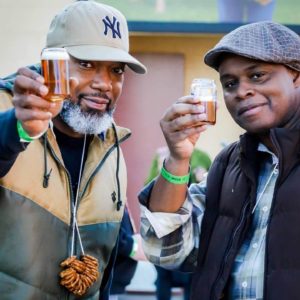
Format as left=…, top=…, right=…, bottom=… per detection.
left=59, top=134, right=100, bottom=296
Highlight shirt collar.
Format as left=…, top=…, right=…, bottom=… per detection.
left=257, top=143, right=278, bottom=165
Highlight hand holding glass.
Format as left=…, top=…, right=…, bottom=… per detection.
left=190, top=78, right=217, bottom=125
left=41, top=47, right=70, bottom=102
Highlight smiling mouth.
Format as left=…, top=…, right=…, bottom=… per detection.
left=81, top=96, right=110, bottom=111
left=238, top=103, right=266, bottom=116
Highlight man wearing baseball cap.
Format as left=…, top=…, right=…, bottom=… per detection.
left=139, top=21, right=300, bottom=299
left=0, top=1, right=146, bottom=299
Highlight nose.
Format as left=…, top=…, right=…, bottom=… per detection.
left=91, top=69, right=112, bottom=92
left=236, top=80, right=255, bottom=100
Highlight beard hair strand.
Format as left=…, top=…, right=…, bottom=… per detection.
left=60, top=100, right=114, bottom=135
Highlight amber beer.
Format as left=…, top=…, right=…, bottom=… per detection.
left=190, top=78, right=217, bottom=125
left=41, top=48, right=70, bottom=102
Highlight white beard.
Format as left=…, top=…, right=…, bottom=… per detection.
left=60, top=100, right=114, bottom=135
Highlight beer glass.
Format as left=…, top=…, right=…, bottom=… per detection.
left=190, top=78, right=217, bottom=125
left=41, top=48, right=70, bottom=102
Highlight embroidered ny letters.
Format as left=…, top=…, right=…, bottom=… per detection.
left=102, top=16, right=121, bottom=39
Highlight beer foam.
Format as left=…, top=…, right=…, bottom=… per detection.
left=197, top=97, right=215, bottom=102
left=41, top=48, right=70, bottom=60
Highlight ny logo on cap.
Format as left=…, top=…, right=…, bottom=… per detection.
left=102, top=16, right=121, bottom=39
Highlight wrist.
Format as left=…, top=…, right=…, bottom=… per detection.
left=129, top=237, right=138, bottom=258
left=17, top=120, right=47, bottom=142
left=166, top=156, right=190, bottom=174
left=161, top=159, right=190, bottom=185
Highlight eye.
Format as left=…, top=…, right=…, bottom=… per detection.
left=78, top=61, right=94, bottom=69
left=112, top=65, right=125, bottom=75
left=251, top=72, right=266, bottom=81
left=223, top=79, right=237, bottom=90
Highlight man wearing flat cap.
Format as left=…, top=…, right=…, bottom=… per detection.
left=0, top=1, right=146, bottom=299
left=139, top=21, right=300, bottom=300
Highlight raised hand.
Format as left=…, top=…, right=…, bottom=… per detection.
left=12, top=67, right=63, bottom=137
left=160, top=95, right=208, bottom=163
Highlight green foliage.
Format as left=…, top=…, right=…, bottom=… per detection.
left=97, top=0, right=300, bottom=24
left=273, top=0, right=300, bottom=24
left=98, top=0, right=217, bottom=22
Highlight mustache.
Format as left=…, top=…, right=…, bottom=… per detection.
left=78, top=92, right=112, bottom=102
left=78, top=93, right=112, bottom=112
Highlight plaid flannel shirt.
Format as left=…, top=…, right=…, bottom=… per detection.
left=139, top=144, right=278, bottom=299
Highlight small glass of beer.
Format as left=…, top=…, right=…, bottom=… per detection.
left=190, top=78, right=217, bottom=125
left=41, top=48, right=70, bottom=102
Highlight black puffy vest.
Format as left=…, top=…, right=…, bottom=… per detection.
left=191, top=129, right=300, bottom=300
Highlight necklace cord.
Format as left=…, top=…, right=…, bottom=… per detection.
left=70, top=124, right=121, bottom=256
left=70, top=134, right=87, bottom=256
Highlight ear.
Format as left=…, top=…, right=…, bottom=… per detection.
left=291, top=70, right=300, bottom=87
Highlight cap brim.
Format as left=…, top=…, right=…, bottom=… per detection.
left=204, top=49, right=237, bottom=71
left=65, top=45, right=147, bottom=74
left=205, top=47, right=300, bottom=73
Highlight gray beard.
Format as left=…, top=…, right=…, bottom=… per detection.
left=60, top=100, right=114, bottom=135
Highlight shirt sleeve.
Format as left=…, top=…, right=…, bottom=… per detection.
left=116, top=208, right=134, bottom=257
left=0, top=108, right=28, bottom=177
left=0, top=67, right=40, bottom=178
left=139, top=179, right=207, bottom=271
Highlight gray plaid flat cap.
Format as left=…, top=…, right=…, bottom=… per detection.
left=204, top=21, right=300, bottom=72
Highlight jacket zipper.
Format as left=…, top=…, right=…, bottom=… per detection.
left=262, top=132, right=281, bottom=300
left=46, top=142, right=74, bottom=300
left=210, top=199, right=251, bottom=300
left=46, top=131, right=130, bottom=299
left=262, top=177, right=279, bottom=300
left=78, top=133, right=131, bottom=204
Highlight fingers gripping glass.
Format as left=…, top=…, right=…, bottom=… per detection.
left=41, top=47, right=70, bottom=102
left=190, top=78, right=217, bottom=125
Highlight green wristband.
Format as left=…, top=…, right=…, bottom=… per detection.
left=161, top=161, right=190, bottom=185
left=129, top=238, right=138, bottom=258
left=17, top=120, right=34, bottom=142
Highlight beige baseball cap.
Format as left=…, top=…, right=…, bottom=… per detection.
left=46, top=1, right=147, bottom=74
